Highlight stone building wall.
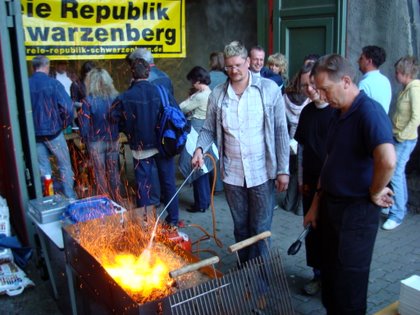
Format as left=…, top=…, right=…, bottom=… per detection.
left=159, top=0, right=258, bottom=102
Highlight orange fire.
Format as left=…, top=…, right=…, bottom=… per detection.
left=103, top=252, right=170, bottom=296
left=67, top=211, right=199, bottom=304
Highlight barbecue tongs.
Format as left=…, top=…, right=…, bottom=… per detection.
left=287, top=224, right=311, bottom=255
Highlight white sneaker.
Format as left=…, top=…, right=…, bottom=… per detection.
left=381, top=208, right=389, bottom=217
left=382, top=219, right=401, bottom=230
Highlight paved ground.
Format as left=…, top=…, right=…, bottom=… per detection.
left=1, top=178, right=419, bottom=314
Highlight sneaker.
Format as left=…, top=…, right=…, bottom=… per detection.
left=382, top=219, right=401, bottom=230
left=381, top=208, right=390, bottom=217
left=186, top=207, right=207, bottom=213
left=303, top=278, right=321, bottom=296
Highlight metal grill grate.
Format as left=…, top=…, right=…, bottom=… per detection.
left=169, top=248, right=294, bottom=315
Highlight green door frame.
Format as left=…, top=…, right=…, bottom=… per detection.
left=266, top=0, right=347, bottom=56
left=257, top=0, right=270, bottom=50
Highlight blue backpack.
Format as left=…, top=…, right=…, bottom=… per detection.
left=155, top=85, right=190, bottom=158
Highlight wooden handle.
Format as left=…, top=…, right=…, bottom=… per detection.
left=228, top=231, right=272, bottom=253
left=169, top=256, right=220, bottom=278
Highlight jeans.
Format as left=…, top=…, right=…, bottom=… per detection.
left=190, top=118, right=210, bottom=209
left=87, top=140, right=121, bottom=200
left=133, top=155, right=179, bottom=225
left=36, top=132, right=76, bottom=199
left=193, top=173, right=210, bottom=209
left=320, top=194, right=380, bottom=315
left=302, top=177, right=322, bottom=271
left=389, top=139, right=417, bottom=223
left=224, top=180, right=274, bottom=263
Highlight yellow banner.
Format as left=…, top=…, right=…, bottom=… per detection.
left=21, top=0, right=186, bottom=60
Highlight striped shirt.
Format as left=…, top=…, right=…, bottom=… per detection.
left=222, top=81, right=268, bottom=187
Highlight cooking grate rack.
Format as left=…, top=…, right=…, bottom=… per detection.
left=169, top=232, right=295, bottom=315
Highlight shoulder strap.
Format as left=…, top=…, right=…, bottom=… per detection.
left=156, top=85, right=169, bottom=108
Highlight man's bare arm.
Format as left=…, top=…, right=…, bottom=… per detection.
left=369, top=143, right=396, bottom=207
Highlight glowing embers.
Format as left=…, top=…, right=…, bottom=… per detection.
left=66, top=210, right=191, bottom=304
left=103, top=251, right=174, bottom=301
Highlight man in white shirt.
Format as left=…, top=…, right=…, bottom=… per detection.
left=54, top=60, right=73, bottom=96
left=358, top=45, right=392, bottom=113
left=192, top=41, right=290, bottom=263
left=249, top=45, right=284, bottom=89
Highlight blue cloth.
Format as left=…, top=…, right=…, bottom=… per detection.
left=0, top=236, right=33, bottom=269
left=64, top=196, right=115, bottom=223
left=260, top=67, right=284, bottom=89
left=224, top=180, right=274, bottom=263
left=111, top=80, right=161, bottom=151
left=29, top=72, right=73, bottom=137
left=36, top=132, right=76, bottom=199
left=388, top=138, right=417, bottom=223
left=358, top=70, right=392, bottom=114
left=79, top=96, right=119, bottom=142
left=321, top=91, right=393, bottom=197
left=134, top=155, right=179, bottom=225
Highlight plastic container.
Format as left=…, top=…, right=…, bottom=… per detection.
left=44, top=175, right=54, bottom=196
left=64, top=195, right=115, bottom=224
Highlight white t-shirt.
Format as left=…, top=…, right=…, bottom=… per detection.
left=55, top=72, right=72, bottom=96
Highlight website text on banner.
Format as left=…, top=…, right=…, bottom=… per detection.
left=21, top=0, right=186, bottom=60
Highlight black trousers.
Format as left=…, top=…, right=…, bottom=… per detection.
left=319, top=193, right=380, bottom=315
left=302, top=177, right=322, bottom=270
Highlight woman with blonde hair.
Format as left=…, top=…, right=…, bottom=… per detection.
left=383, top=56, right=420, bottom=230
left=267, top=52, right=288, bottom=80
left=78, top=68, right=121, bottom=199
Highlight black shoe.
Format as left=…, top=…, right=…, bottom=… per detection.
left=186, top=207, right=207, bottom=213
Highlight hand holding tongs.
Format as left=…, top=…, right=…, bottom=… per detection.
left=287, top=224, right=311, bottom=255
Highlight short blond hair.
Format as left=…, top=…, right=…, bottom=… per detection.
left=224, top=41, right=248, bottom=59
left=267, top=53, right=288, bottom=75
left=394, top=56, right=419, bottom=78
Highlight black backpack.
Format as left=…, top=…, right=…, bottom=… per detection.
left=155, top=85, right=190, bottom=158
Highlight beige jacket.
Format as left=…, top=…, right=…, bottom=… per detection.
left=392, top=79, right=420, bottom=142
left=179, top=88, right=211, bottom=120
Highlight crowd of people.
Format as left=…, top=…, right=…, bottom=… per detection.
left=28, top=42, right=419, bottom=315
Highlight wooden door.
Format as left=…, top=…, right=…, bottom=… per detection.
left=273, top=0, right=347, bottom=79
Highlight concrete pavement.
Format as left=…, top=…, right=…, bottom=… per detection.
left=178, top=187, right=420, bottom=315
left=1, top=182, right=419, bottom=315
